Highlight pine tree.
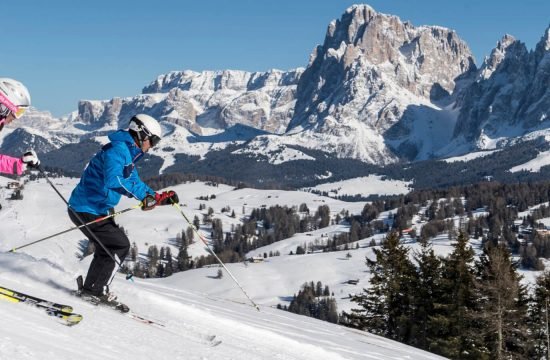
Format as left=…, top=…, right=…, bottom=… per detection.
left=475, top=244, right=529, bottom=359
left=165, top=247, right=173, bottom=276
left=316, top=281, right=323, bottom=297
left=147, top=245, right=160, bottom=277
left=315, top=205, right=331, bottom=228
left=326, top=298, right=339, bottom=324
left=175, top=232, right=182, bottom=248
left=411, top=237, right=442, bottom=351
left=350, top=219, right=360, bottom=242
left=528, top=271, right=550, bottom=359
left=84, top=240, right=95, bottom=256
left=130, top=242, right=138, bottom=262
left=177, top=245, right=191, bottom=271
left=133, top=262, right=145, bottom=278
left=428, top=231, right=481, bottom=359
left=186, top=226, right=194, bottom=243
left=348, top=231, right=417, bottom=343
left=193, top=215, right=200, bottom=230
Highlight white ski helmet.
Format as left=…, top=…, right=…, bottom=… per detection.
left=128, top=114, right=162, bottom=147
left=0, top=78, right=31, bottom=118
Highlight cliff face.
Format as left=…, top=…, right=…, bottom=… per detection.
left=283, top=5, right=475, bottom=162
left=76, top=68, right=303, bottom=135
left=453, top=27, right=550, bottom=145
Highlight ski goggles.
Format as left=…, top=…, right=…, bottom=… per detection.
left=148, top=135, right=161, bottom=147
left=141, top=125, right=161, bottom=147
left=0, top=92, right=27, bottom=119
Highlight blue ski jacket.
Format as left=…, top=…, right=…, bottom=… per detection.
left=68, top=130, right=155, bottom=215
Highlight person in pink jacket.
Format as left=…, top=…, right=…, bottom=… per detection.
left=0, top=78, right=40, bottom=173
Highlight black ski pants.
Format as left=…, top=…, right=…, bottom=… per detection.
left=68, top=209, right=130, bottom=296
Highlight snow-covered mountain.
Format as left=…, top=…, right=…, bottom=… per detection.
left=80, top=69, right=303, bottom=135
left=284, top=4, right=475, bottom=163
left=452, top=26, right=550, bottom=148
left=2, top=4, right=549, bottom=184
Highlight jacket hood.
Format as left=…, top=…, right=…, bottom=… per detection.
left=108, top=130, right=144, bottom=161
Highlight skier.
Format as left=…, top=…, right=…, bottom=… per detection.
left=68, top=114, right=178, bottom=310
left=0, top=78, right=40, bottom=173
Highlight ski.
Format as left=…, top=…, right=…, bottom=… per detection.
left=78, top=293, right=130, bottom=313
left=0, top=290, right=82, bottom=326
left=0, top=285, right=73, bottom=312
left=72, top=277, right=220, bottom=346
left=42, top=306, right=83, bottom=326
left=74, top=275, right=130, bottom=313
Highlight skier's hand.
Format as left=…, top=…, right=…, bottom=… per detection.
left=21, top=150, right=40, bottom=169
left=155, top=190, right=179, bottom=206
left=141, top=194, right=157, bottom=211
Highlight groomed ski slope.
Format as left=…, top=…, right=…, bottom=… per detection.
left=0, top=252, right=445, bottom=360
left=0, top=175, right=446, bottom=359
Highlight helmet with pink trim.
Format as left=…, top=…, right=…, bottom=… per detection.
left=0, top=78, right=31, bottom=119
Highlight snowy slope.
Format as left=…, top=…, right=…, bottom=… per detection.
left=0, top=174, right=444, bottom=360
left=510, top=149, right=550, bottom=172
left=303, top=175, right=411, bottom=198
left=441, top=150, right=500, bottom=163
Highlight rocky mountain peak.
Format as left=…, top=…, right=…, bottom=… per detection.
left=454, top=25, right=549, bottom=144
left=286, top=4, right=475, bottom=162
left=70, top=68, right=304, bottom=136
left=317, top=5, right=474, bottom=93
left=534, top=25, right=550, bottom=62
left=142, top=69, right=302, bottom=94
left=479, top=34, right=528, bottom=79
left=541, top=25, right=550, bottom=51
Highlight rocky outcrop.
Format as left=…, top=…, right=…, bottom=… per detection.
left=76, top=69, right=302, bottom=135
left=453, top=25, right=550, bottom=145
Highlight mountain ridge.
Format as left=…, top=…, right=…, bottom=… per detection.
left=1, top=5, right=549, bottom=187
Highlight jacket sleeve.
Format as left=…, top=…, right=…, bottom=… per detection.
left=0, top=154, right=24, bottom=175
left=103, top=145, right=154, bottom=201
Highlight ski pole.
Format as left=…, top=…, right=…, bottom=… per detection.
left=10, top=204, right=141, bottom=252
left=38, top=166, right=135, bottom=281
left=171, top=201, right=260, bottom=311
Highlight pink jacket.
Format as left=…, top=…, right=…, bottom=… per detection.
left=0, top=154, right=24, bottom=175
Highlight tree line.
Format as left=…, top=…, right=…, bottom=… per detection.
left=341, top=231, right=549, bottom=360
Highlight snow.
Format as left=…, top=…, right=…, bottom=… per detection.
left=442, top=149, right=499, bottom=163
left=517, top=202, right=549, bottom=218
left=0, top=174, right=444, bottom=359
left=537, top=218, right=550, bottom=227
left=509, top=150, right=550, bottom=172
left=303, top=175, right=412, bottom=198
left=233, top=135, right=316, bottom=164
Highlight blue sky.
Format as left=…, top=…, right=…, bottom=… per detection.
left=3, top=0, right=549, bottom=116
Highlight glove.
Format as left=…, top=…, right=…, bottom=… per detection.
left=155, top=190, right=179, bottom=206
left=21, top=150, right=40, bottom=169
left=141, top=194, right=157, bottom=211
